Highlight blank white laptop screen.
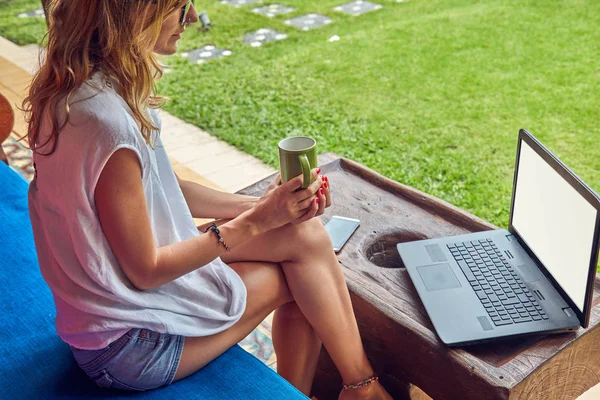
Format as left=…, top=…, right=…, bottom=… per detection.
left=512, top=141, right=597, bottom=313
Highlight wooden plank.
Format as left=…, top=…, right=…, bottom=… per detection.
left=510, top=302, right=600, bottom=399
left=0, top=82, right=18, bottom=99
left=171, top=158, right=224, bottom=192
left=0, top=56, right=31, bottom=98
left=2, top=90, right=28, bottom=140
left=0, top=56, right=32, bottom=142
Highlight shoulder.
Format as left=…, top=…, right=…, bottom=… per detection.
left=66, top=79, right=133, bottom=135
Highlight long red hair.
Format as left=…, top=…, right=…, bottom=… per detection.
left=22, top=0, right=182, bottom=155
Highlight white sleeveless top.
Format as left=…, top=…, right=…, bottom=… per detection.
left=28, top=72, right=247, bottom=350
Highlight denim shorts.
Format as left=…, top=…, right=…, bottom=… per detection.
left=71, top=328, right=185, bottom=391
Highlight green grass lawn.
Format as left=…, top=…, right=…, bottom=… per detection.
left=0, top=0, right=47, bottom=46
left=2, top=0, right=599, bottom=232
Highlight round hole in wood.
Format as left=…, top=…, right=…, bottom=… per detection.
left=364, top=231, right=427, bottom=268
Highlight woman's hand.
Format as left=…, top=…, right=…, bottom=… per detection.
left=315, top=173, right=331, bottom=216
left=267, top=171, right=331, bottom=211
left=246, top=168, right=326, bottom=232
left=249, top=169, right=332, bottom=231
left=264, top=174, right=282, bottom=197
left=267, top=170, right=332, bottom=212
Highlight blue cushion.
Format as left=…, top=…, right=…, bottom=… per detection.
left=0, top=162, right=306, bottom=399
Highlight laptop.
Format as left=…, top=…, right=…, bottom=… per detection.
left=396, top=129, right=600, bottom=346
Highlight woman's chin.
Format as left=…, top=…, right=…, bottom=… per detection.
left=154, top=39, right=179, bottom=56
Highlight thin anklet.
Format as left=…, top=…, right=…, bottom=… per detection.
left=342, top=374, right=379, bottom=390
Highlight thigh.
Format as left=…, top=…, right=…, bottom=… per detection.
left=173, top=261, right=292, bottom=381
left=219, top=218, right=328, bottom=266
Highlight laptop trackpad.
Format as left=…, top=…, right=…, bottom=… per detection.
left=417, top=264, right=462, bottom=291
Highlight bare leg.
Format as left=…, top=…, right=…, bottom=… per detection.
left=221, top=219, right=392, bottom=399
left=172, top=261, right=326, bottom=397
left=272, top=302, right=322, bottom=395
left=173, top=261, right=293, bottom=381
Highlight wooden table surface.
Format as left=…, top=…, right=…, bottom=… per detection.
left=239, top=154, right=600, bottom=400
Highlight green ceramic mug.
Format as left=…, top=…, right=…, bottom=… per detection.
left=278, top=136, right=318, bottom=189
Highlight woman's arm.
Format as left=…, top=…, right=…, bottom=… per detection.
left=177, top=176, right=258, bottom=220
left=95, top=149, right=322, bottom=290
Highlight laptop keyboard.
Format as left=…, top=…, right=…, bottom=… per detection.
left=447, top=239, right=549, bottom=327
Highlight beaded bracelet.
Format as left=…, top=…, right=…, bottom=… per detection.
left=342, top=374, right=379, bottom=390
left=204, top=222, right=231, bottom=252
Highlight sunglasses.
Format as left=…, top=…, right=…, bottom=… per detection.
left=179, top=0, right=194, bottom=25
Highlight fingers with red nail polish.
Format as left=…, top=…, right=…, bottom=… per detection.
left=316, top=184, right=326, bottom=215
left=322, top=175, right=331, bottom=208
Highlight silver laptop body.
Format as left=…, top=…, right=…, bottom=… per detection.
left=397, top=129, right=600, bottom=346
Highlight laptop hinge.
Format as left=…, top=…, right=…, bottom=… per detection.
left=507, top=226, right=585, bottom=325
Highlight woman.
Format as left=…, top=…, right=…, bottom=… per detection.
left=23, top=1, right=392, bottom=399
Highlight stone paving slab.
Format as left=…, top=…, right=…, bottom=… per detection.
left=17, top=8, right=45, bottom=18
left=220, top=0, right=261, bottom=7
left=166, top=137, right=242, bottom=164
left=170, top=158, right=224, bottom=192
left=158, top=108, right=275, bottom=189
left=244, top=28, right=288, bottom=47
left=284, top=14, right=333, bottom=31
left=252, top=4, right=295, bottom=18
left=333, top=1, right=383, bottom=16
left=0, top=36, right=42, bottom=74
left=159, top=124, right=220, bottom=151
left=181, top=45, right=233, bottom=64
left=188, top=149, right=269, bottom=178
left=206, top=158, right=275, bottom=193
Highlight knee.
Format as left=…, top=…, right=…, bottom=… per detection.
left=288, top=218, right=333, bottom=256
left=269, top=264, right=294, bottom=307
left=238, top=262, right=293, bottom=310
left=267, top=265, right=294, bottom=307
left=275, top=301, right=305, bottom=321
